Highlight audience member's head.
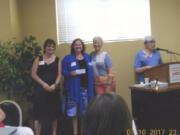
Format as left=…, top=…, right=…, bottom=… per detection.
left=83, top=92, right=132, bottom=135
left=0, top=108, right=6, bottom=123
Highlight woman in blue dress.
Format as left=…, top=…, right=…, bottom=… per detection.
left=62, top=38, right=94, bottom=135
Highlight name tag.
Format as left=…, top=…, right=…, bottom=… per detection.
left=71, top=62, right=76, bottom=67
left=142, top=55, right=148, bottom=58
left=88, top=62, right=92, bottom=66
left=39, top=61, right=45, bottom=65
left=76, top=69, right=86, bottom=75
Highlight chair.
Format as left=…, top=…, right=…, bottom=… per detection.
left=0, top=100, right=22, bottom=126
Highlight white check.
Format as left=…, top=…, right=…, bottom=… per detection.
left=76, top=69, right=86, bottom=75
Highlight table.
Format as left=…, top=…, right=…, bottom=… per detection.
left=130, top=85, right=180, bottom=135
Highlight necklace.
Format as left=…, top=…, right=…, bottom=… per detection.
left=76, top=54, right=84, bottom=60
left=43, top=55, right=55, bottom=64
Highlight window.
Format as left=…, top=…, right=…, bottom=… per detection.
left=56, top=0, right=151, bottom=44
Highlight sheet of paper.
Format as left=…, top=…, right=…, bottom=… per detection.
left=169, top=64, right=180, bottom=83
left=76, top=69, right=86, bottom=75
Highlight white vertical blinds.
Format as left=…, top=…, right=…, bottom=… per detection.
left=56, top=0, right=151, bottom=44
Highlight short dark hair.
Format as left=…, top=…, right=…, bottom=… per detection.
left=43, top=39, right=56, bottom=53
left=83, top=93, right=132, bottom=135
left=71, top=38, right=86, bottom=54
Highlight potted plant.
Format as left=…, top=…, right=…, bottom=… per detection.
left=0, top=36, right=42, bottom=127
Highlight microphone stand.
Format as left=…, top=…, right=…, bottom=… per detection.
left=166, top=50, right=180, bottom=56
left=157, top=48, right=180, bottom=62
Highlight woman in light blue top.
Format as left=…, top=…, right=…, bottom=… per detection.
left=91, top=36, right=116, bottom=95
left=134, top=36, right=162, bottom=82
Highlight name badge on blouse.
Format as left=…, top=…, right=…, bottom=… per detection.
left=39, top=61, right=45, bottom=65
left=142, top=55, right=148, bottom=58
left=76, top=69, right=86, bottom=75
left=88, top=62, right=92, bottom=66
left=71, top=62, right=76, bottom=67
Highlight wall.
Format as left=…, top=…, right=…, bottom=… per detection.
left=177, top=0, right=180, bottom=49
left=0, top=0, right=11, bottom=41
left=1, top=0, right=180, bottom=112
left=0, top=0, right=22, bottom=42
left=9, top=0, right=22, bottom=42
left=19, top=0, right=57, bottom=46
left=151, top=0, right=180, bottom=62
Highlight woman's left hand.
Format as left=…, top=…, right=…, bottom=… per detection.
left=49, top=84, right=56, bottom=91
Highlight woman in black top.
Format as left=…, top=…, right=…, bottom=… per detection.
left=31, top=39, right=61, bottom=135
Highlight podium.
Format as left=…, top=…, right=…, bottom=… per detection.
left=144, top=62, right=180, bottom=85
left=130, top=62, right=180, bottom=134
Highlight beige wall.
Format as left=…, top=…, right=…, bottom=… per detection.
left=151, top=0, right=180, bottom=62
left=0, top=0, right=22, bottom=42
left=178, top=0, right=180, bottom=48
left=9, top=0, right=22, bottom=42
left=19, top=0, right=57, bottom=45
left=1, top=0, right=180, bottom=111
left=0, top=0, right=11, bottom=41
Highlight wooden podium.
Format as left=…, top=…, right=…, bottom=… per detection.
left=130, top=62, right=180, bottom=93
left=144, top=62, right=180, bottom=86
left=129, top=62, right=180, bottom=133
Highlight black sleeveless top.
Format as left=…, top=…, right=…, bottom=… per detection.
left=37, top=56, right=59, bottom=86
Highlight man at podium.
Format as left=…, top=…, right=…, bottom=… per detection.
left=134, top=36, right=162, bottom=83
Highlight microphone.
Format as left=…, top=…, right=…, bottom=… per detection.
left=156, top=48, right=180, bottom=56
left=156, top=48, right=168, bottom=52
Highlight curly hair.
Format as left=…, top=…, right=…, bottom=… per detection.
left=71, top=38, right=86, bottom=54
